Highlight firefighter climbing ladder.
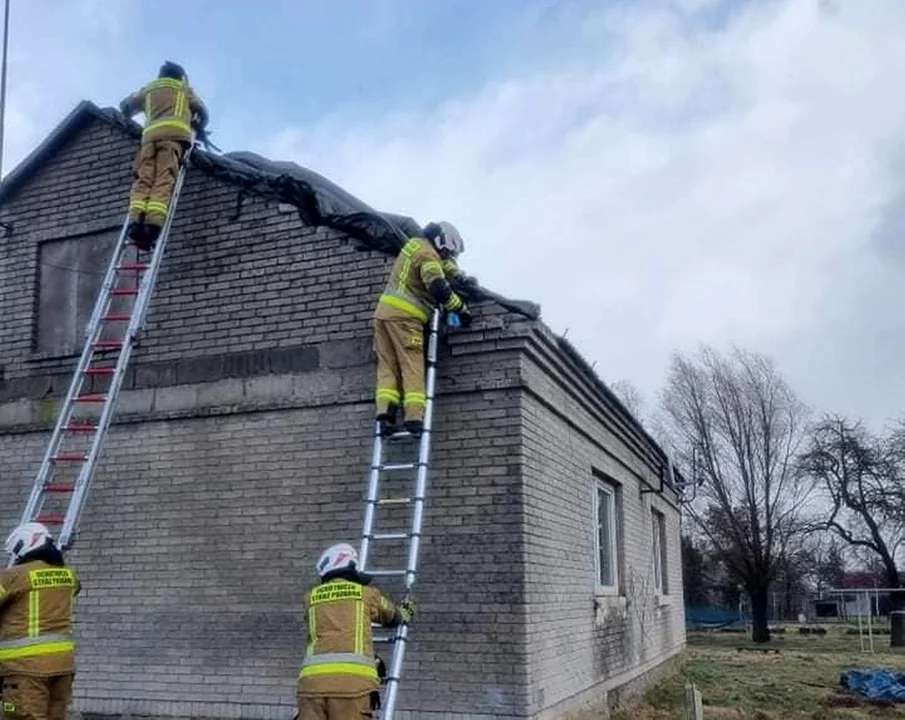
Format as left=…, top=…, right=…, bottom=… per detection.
left=359, top=308, right=441, bottom=720
left=11, top=144, right=195, bottom=562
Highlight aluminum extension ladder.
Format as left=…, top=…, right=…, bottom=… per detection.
left=10, top=144, right=195, bottom=561
left=359, top=308, right=441, bottom=720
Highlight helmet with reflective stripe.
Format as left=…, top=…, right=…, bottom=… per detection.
left=5, top=522, right=53, bottom=561
left=316, top=542, right=359, bottom=579
left=424, top=221, right=465, bottom=257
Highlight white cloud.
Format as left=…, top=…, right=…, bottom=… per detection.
left=263, top=0, right=905, bottom=429
left=1, top=0, right=135, bottom=173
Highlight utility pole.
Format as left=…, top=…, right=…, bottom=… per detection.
left=0, top=0, right=11, bottom=179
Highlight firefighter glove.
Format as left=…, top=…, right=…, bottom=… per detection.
left=458, top=305, right=473, bottom=328
left=399, top=597, right=417, bottom=623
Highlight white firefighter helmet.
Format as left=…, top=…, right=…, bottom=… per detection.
left=425, top=221, right=464, bottom=257
left=5, top=522, right=52, bottom=561
left=316, top=542, right=359, bottom=578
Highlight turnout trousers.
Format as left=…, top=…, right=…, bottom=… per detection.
left=373, top=316, right=426, bottom=423
left=1, top=674, right=73, bottom=720
left=128, top=139, right=185, bottom=227
left=297, top=694, right=372, bottom=720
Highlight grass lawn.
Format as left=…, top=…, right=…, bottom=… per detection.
left=612, top=627, right=905, bottom=719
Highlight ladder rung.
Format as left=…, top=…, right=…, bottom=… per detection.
left=367, top=569, right=407, bottom=577
left=65, top=423, right=98, bottom=432
left=52, top=453, right=87, bottom=462
left=102, top=313, right=132, bottom=322
left=43, top=484, right=75, bottom=493
left=117, top=263, right=148, bottom=272
left=373, top=636, right=396, bottom=645
left=371, top=532, right=409, bottom=541
left=110, top=288, right=139, bottom=296
left=375, top=497, right=412, bottom=506
left=93, top=340, right=124, bottom=350
left=385, top=431, right=415, bottom=441
left=76, top=394, right=107, bottom=403
left=35, top=514, right=65, bottom=525
left=378, top=463, right=416, bottom=472
left=84, top=367, right=115, bottom=376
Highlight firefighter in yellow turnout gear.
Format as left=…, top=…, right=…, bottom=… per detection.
left=119, top=61, right=209, bottom=252
left=374, top=221, right=472, bottom=437
left=0, top=523, right=81, bottom=720
left=298, top=543, right=415, bottom=720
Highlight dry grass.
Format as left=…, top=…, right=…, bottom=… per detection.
left=611, top=628, right=905, bottom=720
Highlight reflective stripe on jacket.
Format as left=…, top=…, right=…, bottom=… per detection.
left=374, top=237, right=463, bottom=324
left=297, top=579, right=398, bottom=698
left=121, top=77, right=206, bottom=143
left=0, top=561, right=80, bottom=676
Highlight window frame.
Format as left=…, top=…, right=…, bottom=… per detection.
left=593, top=478, right=619, bottom=595
left=652, top=507, right=668, bottom=596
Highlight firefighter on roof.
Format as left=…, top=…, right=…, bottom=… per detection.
left=119, top=61, right=209, bottom=252
left=373, top=221, right=472, bottom=438
left=298, top=543, right=415, bottom=720
left=0, top=523, right=81, bottom=720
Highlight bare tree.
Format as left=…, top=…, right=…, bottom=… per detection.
left=610, top=379, right=646, bottom=419
left=799, top=417, right=905, bottom=636
left=661, top=346, right=811, bottom=642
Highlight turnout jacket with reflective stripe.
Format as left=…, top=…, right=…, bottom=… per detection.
left=298, top=579, right=398, bottom=698
left=0, top=560, right=80, bottom=677
left=375, top=237, right=464, bottom=324
left=120, top=77, right=207, bottom=144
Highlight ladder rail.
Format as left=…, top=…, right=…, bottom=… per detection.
left=363, top=308, right=441, bottom=720
left=18, top=219, right=130, bottom=528
left=12, top=142, right=196, bottom=562
left=58, top=150, right=192, bottom=548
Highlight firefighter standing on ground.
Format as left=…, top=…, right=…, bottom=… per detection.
left=373, top=221, right=471, bottom=437
left=0, top=523, right=80, bottom=720
left=297, top=543, right=415, bottom=720
left=119, top=61, right=209, bottom=252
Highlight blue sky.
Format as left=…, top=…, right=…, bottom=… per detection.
left=5, top=0, right=905, bottom=432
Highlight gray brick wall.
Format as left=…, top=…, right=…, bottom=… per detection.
left=518, top=333, right=686, bottom=718
left=0, top=109, right=684, bottom=719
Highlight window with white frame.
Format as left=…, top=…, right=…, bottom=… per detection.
left=652, top=508, right=668, bottom=594
left=594, top=478, right=620, bottom=592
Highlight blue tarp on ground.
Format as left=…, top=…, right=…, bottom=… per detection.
left=685, top=605, right=745, bottom=629
left=840, top=669, right=905, bottom=703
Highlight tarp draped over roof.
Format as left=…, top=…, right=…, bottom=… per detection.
left=113, top=109, right=540, bottom=319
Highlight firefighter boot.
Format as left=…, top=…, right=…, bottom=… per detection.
left=403, top=420, right=423, bottom=439
left=139, top=224, right=162, bottom=253
left=377, top=404, right=399, bottom=437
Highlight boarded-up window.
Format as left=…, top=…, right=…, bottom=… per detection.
left=35, top=231, right=123, bottom=355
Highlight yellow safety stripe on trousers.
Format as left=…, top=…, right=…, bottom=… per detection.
left=403, top=392, right=426, bottom=409
left=143, top=118, right=192, bottom=137
left=129, top=200, right=148, bottom=211
left=145, top=201, right=169, bottom=216
left=28, top=591, right=39, bottom=637
left=0, top=639, right=74, bottom=661
left=376, top=388, right=401, bottom=402
left=378, top=293, right=429, bottom=323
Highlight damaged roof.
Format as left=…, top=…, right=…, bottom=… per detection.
left=0, top=100, right=682, bottom=492
left=0, top=100, right=539, bottom=319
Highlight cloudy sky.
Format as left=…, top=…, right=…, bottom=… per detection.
left=4, top=0, right=905, bottom=430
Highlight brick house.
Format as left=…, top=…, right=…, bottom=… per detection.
left=0, top=101, right=686, bottom=719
